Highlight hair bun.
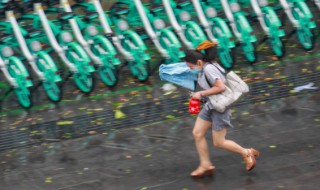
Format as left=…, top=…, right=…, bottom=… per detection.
left=196, top=40, right=217, bottom=51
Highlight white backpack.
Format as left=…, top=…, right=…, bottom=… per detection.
left=205, top=65, right=249, bottom=113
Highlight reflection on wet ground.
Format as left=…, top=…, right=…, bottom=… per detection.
left=0, top=1, right=320, bottom=189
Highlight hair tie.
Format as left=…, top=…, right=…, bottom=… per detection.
left=196, top=40, right=216, bottom=51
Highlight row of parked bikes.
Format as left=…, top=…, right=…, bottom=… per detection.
left=0, top=0, right=318, bottom=109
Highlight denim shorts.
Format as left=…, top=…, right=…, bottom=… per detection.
left=198, top=107, right=234, bottom=131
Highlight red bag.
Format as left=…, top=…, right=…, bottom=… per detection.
left=189, top=98, right=201, bottom=114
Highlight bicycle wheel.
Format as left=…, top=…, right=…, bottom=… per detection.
left=242, top=42, right=256, bottom=63
left=73, top=72, right=95, bottom=94
left=36, top=54, right=62, bottom=102
left=270, top=36, right=285, bottom=57
left=217, top=47, right=234, bottom=69
left=184, top=22, right=207, bottom=47
left=42, top=80, right=62, bottom=102
left=297, top=28, right=314, bottom=50
left=7, top=59, right=33, bottom=108
left=97, top=64, right=118, bottom=87
left=121, top=32, right=150, bottom=82
left=159, top=29, right=184, bottom=63
left=134, top=60, right=149, bottom=82
left=91, top=39, right=119, bottom=87
left=66, top=50, right=95, bottom=93
left=14, top=87, right=32, bottom=108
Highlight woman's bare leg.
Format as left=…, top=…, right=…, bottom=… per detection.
left=212, top=128, right=247, bottom=156
left=191, top=117, right=215, bottom=175
left=212, top=128, right=259, bottom=171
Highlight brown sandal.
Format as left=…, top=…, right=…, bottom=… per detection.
left=190, top=166, right=215, bottom=178
left=243, top=148, right=260, bottom=171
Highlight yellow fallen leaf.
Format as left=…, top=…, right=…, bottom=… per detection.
left=241, top=112, right=250, bottom=116
left=57, top=121, right=74, bottom=125
left=45, top=177, right=52, bottom=183
left=115, top=109, right=126, bottom=119
left=166, top=115, right=176, bottom=119
left=163, top=91, right=173, bottom=96
left=289, top=90, right=296, bottom=94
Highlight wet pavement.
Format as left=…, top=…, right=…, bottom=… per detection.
left=0, top=1, right=320, bottom=189
left=0, top=93, right=319, bottom=190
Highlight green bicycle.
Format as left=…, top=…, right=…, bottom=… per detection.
left=59, top=0, right=119, bottom=87
left=0, top=33, right=33, bottom=108
left=280, top=0, right=316, bottom=50
left=192, top=0, right=236, bottom=69
left=162, top=0, right=207, bottom=49
left=249, top=0, right=285, bottom=57
left=221, top=0, right=257, bottom=63
left=2, top=1, right=63, bottom=102
left=21, top=1, right=95, bottom=93
left=112, top=0, right=185, bottom=64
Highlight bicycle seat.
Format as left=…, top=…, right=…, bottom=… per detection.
left=135, top=27, right=146, bottom=36
left=59, top=12, right=74, bottom=21
left=19, top=2, right=33, bottom=14
left=44, top=0, right=60, bottom=6
left=114, top=7, right=129, bottom=16
left=150, top=4, right=164, bottom=13
left=177, top=0, right=191, bottom=7
left=84, top=11, right=98, bottom=21
left=25, top=27, right=42, bottom=38
left=110, top=2, right=130, bottom=16
left=73, top=0, right=85, bottom=3
left=0, top=8, right=4, bottom=19
left=104, top=33, right=114, bottom=40
left=0, top=34, right=13, bottom=42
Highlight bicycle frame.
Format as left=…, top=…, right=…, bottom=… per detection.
left=60, top=0, right=119, bottom=86
left=29, top=2, right=96, bottom=93
left=132, top=0, right=185, bottom=63
left=90, top=0, right=150, bottom=81
left=107, top=1, right=150, bottom=60
left=59, top=0, right=99, bottom=65
left=279, top=0, right=316, bottom=50
left=221, top=0, right=257, bottom=63
left=250, top=0, right=285, bottom=57
left=192, top=0, right=236, bottom=69
left=3, top=6, right=63, bottom=102
left=162, top=0, right=206, bottom=50
left=0, top=32, right=33, bottom=108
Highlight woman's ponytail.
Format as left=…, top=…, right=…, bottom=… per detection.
left=196, top=40, right=217, bottom=63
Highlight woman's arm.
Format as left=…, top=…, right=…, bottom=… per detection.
left=192, top=79, right=225, bottom=99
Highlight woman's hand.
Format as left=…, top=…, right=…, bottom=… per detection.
left=192, top=91, right=202, bottom=100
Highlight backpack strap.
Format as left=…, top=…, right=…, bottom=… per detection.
left=203, top=63, right=226, bottom=88
left=204, top=72, right=212, bottom=88
left=211, top=63, right=226, bottom=76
